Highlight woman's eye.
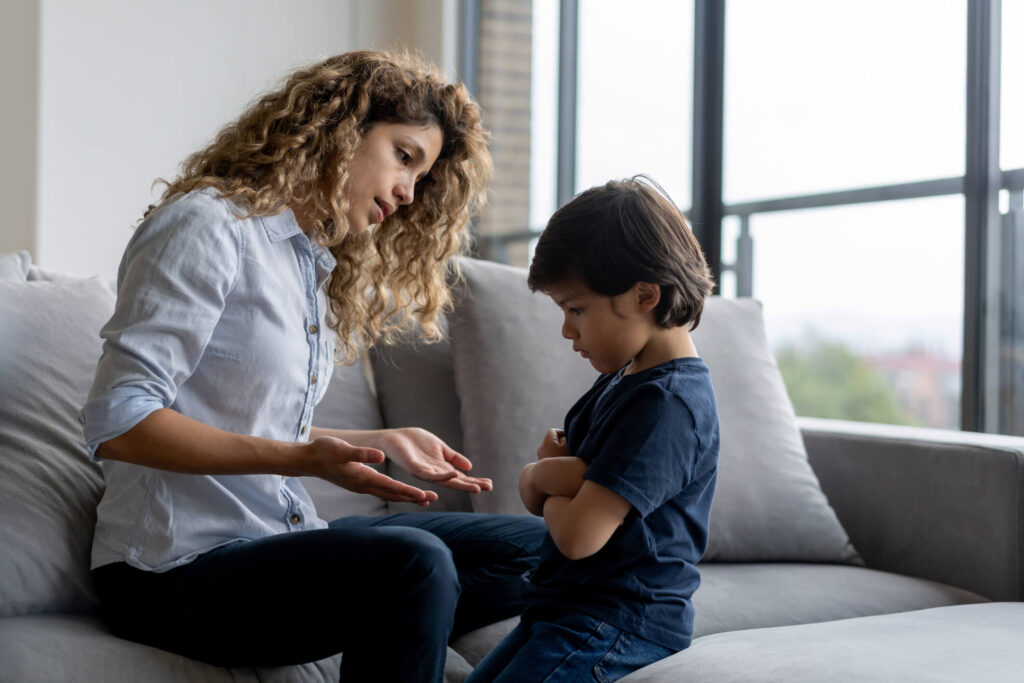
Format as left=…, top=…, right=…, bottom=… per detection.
left=396, top=148, right=411, bottom=164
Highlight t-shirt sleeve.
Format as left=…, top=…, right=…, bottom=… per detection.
left=80, top=192, right=243, bottom=459
left=583, top=384, right=701, bottom=518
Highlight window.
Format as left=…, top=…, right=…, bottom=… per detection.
left=576, top=0, right=693, bottom=206
left=463, top=0, right=1022, bottom=435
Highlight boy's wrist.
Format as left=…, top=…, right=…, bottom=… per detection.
left=534, top=456, right=587, bottom=498
left=519, top=462, right=546, bottom=515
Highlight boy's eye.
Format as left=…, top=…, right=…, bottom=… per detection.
left=568, top=307, right=583, bottom=316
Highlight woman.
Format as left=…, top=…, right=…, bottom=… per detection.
left=83, top=50, right=543, bottom=682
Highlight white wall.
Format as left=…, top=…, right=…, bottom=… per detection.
left=36, top=0, right=358, bottom=278
left=3, top=0, right=459, bottom=279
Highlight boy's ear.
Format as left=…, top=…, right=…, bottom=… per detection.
left=635, top=282, right=661, bottom=313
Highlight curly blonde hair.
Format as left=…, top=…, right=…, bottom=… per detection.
left=153, top=50, right=491, bottom=361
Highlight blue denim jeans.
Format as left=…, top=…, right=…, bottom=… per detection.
left=91, top=512, right=544, bottom=683
left=465, top=610, right=676, bottom=683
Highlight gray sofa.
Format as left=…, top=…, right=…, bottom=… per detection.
left=2, top=250, right=1023, bottom=682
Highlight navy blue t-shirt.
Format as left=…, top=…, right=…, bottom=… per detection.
left=524, top=357, right=719, bottom=651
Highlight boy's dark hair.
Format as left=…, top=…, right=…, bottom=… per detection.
left=527, top=175, right=715, bottom=329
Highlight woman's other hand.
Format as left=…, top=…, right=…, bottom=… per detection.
left=305, top=435, right=438, bottom=506
left=380, top=427, right=493, bottom=493
left=537, top=428, right=567, bottom=460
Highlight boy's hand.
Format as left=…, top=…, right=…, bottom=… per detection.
left=518, top=456, right=587, bottom=516
left=537, top=428, right=567, bottom=460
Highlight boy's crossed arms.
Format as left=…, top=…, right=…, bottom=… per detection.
left=519, top=428, right=632, bottom=561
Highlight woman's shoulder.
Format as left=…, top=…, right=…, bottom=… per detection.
left=126, top=188, right=252, bottom=269
left=152, top=187, right=245, bottom=223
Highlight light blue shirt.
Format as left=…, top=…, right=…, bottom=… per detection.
left=82, top=188, right=336, bottom=572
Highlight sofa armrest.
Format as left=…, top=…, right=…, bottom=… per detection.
left=800, top=417, right=1024, bottom=601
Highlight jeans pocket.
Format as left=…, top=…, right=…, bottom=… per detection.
left=593, top=631, right=675, bottom=683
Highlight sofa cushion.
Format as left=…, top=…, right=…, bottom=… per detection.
left=301, top=353, right=390, bottom=520
left=0, top=613, right=340, bottom=682
left=448, top=257, right=858, bottom=562
left=691, top=563, right=987, bottom=638
left=620, top=603, right=1024, bottom=683
left=0, top=277, right=114, bottom=617
left=693, top=298, right=858, bottom=562
left=450, top=563, right=987, bottom=668
left=370, top=317, right=473, bottom=513
left=448, top=258, right=597, bottom=515
left=0, top=250, right=31, bottom=280
left=0, top=613, right=474, bottom=683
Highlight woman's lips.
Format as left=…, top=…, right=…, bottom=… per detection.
left=375, top=199, right=395, bottom=222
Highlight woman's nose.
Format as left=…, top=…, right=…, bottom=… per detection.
left=394, top=177, right=415, bottom=205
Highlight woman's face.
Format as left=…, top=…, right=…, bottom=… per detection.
left=344, top=121, right=444, bottom=234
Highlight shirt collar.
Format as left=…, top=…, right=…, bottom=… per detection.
left=258, top=208, right=304, bottom=243
left=257, top=208, right=337, bottom=287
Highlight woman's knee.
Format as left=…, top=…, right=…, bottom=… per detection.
left=376, top=527, right=459, bottom=593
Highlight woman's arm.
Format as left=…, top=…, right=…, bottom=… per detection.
left=309, top=425, right=493, bottom=493
left=541, top=481, right=633, bottom=560
left=99, top=409, right=438, bottom=505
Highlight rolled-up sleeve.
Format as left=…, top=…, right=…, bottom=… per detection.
left=81, top=192, right=243, bottom=459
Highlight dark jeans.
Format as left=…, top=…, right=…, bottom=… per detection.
left=464, top=611, right=675, bottom=683
left=91, top=512, right=545, bottom=683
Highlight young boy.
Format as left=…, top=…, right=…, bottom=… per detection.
left=465, top=176, right=720, bottom=683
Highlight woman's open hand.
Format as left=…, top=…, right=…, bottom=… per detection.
left=304, top=435, right=438, bottom=506
left=380, top=427, right=493, bottom=493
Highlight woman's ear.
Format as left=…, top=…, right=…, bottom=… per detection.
left=634, top=282, right=661, bottom=313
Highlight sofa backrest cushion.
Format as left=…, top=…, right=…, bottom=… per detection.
left=0, top=276, right=114, bottom=616
left=302, top=353, right=390, bottom=520
left=448, top=257, right=860, bottom=564
left=370, top=318, right=473, bottom=513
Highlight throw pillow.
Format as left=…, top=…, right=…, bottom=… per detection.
left=0, top=277, right=115, bottom=616
left=0, top=250, right=31, bottom=281
left=448, top=257, right=859, bottom=563
left=449, top=258, right=598, bottom=515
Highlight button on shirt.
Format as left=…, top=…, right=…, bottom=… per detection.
left=82, top=188, right=336, bottom=572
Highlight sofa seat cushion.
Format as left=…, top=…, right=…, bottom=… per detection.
left=451, top=563, right=987, bottom=671
left=0, top=613, right=474, bottom=683
left=0, top=613, right=339, bottom=682
left=621, top=603, right=1024, bottom=682
left=693, top=563, right=988, bottom=638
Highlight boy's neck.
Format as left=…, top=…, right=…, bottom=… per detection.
left=625, top=326, right=698, bottom=375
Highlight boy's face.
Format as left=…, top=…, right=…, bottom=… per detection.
left=546, top=280, right=654, bottom=375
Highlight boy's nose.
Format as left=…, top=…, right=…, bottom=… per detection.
left=561, top=321, right=576, bottom=340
